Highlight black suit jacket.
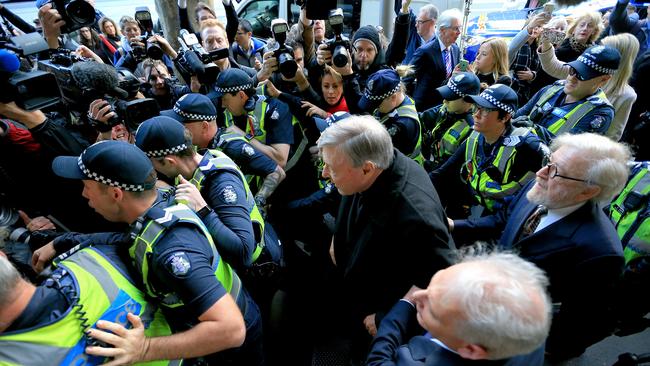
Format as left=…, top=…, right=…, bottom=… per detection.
left=407, top=38, right=460, bottom=111
left=367, top=300, right=545, bottom=366
left=333, top=150, right=455, bottom=324
left=455, top=181, right=624, bottom=358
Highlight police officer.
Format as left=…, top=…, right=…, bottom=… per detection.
left=431, top=84, right=547, bottom=217
left=161, top=93, right=286, bottom=203
left=358, top=69, right=425, bottom=164
left=50, top=141, right=264, bottom=365
left=419, top=72, right=481, bottom=172
left=0, top=245, right=177, bottom=366
left=515, top=45, right=620, bottom=137
left=215, top=68, right=297, bottom=170
left=135, top=116, right=282, bottom=273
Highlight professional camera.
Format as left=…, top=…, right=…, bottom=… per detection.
left=1, top=33, right=61, bottom=111
left=133, top=7, right=163, bottom=61
left=0, top=205, right=62, bottom=253
left=174, top=29, right=224, bottom=85
left=96, top=97, right=160, bottom=132
left=271, top=19, right=298, bottom=79
left=49, top=0, right=96, bottom=34
left=37, top=48, right=90, bottom=109
left=326, top=8, right=351, bottom=68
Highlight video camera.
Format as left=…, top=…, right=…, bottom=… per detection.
left=49, top=0, right=96, bottom=34
left=94, top=96, right=160, bottom=132
left=326, top=8, right=351, bottom=68
left=174, top=29, right=226, bottom=85
left=271, top=19, right=298, bottom=79
left=132, top=6, right=163, bottom=62
left=0, top=32, right=62, bottom=111
left=37, top=48, right=89, bottom=110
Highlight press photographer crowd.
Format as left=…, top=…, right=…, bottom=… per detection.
left=0, top=0, right=649, bottom=364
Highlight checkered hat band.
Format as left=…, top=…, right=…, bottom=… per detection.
left=577, top=56, right=616, bottom=75
left=447, top=80, right=464, bottom=97
left=215, top=83, right=253, bottom=94
left=480, top=92, right=515, bottom=114
left=77, top=156, right=147, bottom=192
left=173, top=105, right=216, bottom=121
left=364, top=84, right=400, bottom=101
left=145, top=143, right=189, bottom=158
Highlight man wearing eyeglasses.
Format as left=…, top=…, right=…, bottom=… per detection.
left=406, top=8, right=463, bottom=112
left=430, top=84, right=547, bottom=217
left=399, top=0, right=439, bottom=64
left=450, top=132, right=632, bottom=361
left=515, top=45, right=619, bottom=138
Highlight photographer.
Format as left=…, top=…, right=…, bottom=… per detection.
left=115, top=31, right=177, bottom=73
left=37, top=3, right=79, bottom=51
left=139, top=59, right=192, bottom=110
left=178, top=0, right=239, bottom=43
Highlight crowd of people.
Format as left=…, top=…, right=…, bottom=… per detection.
left=0, top=0, right=649, bottom=365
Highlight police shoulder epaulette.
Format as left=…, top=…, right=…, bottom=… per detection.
left=586, top=95, right=606, bottom=105
left=146, top=206, right=180, bottom=228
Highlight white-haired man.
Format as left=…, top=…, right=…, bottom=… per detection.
left=367, top=250, right=552, bottom=365
left=407, top=8, right=463, bottom=111
left=451, top=132, right=632, bottom=360
left=319, top=115, right=455, bottom=360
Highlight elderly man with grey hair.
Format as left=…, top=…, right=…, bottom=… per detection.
left=450, top=132, right=632, bottom=361
left=406, top=8, right=464, bottom=111
left=367, top=249, right=552, bottom=365
left=317, top=115, right=455, bottom=361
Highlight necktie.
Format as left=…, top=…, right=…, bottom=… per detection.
left=520, top=205, right=548, bottom=239
left=443, top=48, right=452, bottom=78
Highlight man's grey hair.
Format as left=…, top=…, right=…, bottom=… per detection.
left=0, top=255, right=21, bottom=307
left=419, top=5, right=439, bottom=21
left=317, top=115, right=394, bottom=169
left=436, top=8, right=463, bottom=31
left=551, top=133, right=632, bottom=203
left=444, top=247, right=552, bottom=360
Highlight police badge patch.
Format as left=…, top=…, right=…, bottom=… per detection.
left=271, top=110, right=279, bottom=120
left=166, top=252, right=191, bottom=277
left=242, top=143, right=255, bottom=157
left=387, top=126, right=398, bottom=136
left=590, top=116, right=604, bottom=130
left=221, top=185, right=238, bottom=203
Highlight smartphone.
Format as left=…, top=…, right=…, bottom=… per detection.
left=459, top=59, right=469, bottom=72
left=541, top=28, right=565, bottom=44
left=543, top=2, right=555, bottom=14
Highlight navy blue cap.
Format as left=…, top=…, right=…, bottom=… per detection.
left=464, top=84, right=518, bottom=114
left=437, top=72, right=481, bottom=101
left=135, top=116, right=191, bottom=158
left=52, top=140, right=156, bottom=192
left=160, top=93, right=217, bottom=123
left=214, top=68, right=254, bottom=97
left=313, top=111, right=352, bottom=132
left=566, top=45, right=621, bottom=81
left=358, top=69, right=401, bottom=112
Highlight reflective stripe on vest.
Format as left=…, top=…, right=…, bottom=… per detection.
left=463, top=128, right=536, bottom=211
left=224, top=96, right=268, bottom=142
left=378, top=97, right=425, bottom=164
left=129, top=204, right=242, bottom=308
left=528, top=83, right=609, bottom=135
left=0, top=247, right=177, bottom=366
left=609, top=163, right=650, bottom=263
left=191, top=149, right=266, bottom=263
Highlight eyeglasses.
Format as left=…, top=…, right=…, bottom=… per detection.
left=542, top=155, right=591, bottom=183
left=416, top=18, right=433, bottom=25
left=567, top=66, right=587, bottom=81
left=442, top=25, right=462, bottom=32
left=473, top=106, right=498, bottom=117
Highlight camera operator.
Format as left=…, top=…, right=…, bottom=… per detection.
left=139, top=59, right=193, bottom=110
left=114, top=23, right=177, bottom=73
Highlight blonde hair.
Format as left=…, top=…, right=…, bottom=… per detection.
left=601, top=33, right=638, bottom=97
left=566, top=11, right=603, bottom=45
left=200, top=18, right=227, bottom=34
left=322, top=65, right=343, bottom=84
left=476, top=38, right=510, bottom=83
left=119, top=15, right=139, bottom=31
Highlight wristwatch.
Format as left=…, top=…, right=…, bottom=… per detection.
left=196, top=205, right=213, bottom=219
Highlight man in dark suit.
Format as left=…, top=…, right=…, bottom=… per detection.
left=451, top=132, right=632, bottom=360
left=406, top=8, right=463, bottom=112
left=367, top=250, right=551, bottom=366
left=318, top=115, right=455, bottom=359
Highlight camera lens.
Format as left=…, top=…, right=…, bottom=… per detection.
left=147, top=42, right=164, bottom=60
left=9, top=227, right=31, bottom=245
left=65, top=0, right=96, bottom=25
left=278, top=53, right=297, bottom=79
left=332, top=46, right=349, bottom=68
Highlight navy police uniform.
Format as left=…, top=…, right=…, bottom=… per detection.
left=515, top=45, right=621, bottom=137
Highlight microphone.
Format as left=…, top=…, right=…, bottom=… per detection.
left=70, top=61, right=128, bottom=98
left=0, top=49, right=21, bottom=74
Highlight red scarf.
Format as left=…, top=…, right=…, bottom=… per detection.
left=325, top=96, right=349, bottom=115
left=98, top=34, right=117, bottom=55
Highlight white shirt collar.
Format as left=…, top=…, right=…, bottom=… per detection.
left=430, top=338, right=458, bottom=354
left=438, top=37, right=449, bottom=53
left=536, top=202, right=586, bottom=233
